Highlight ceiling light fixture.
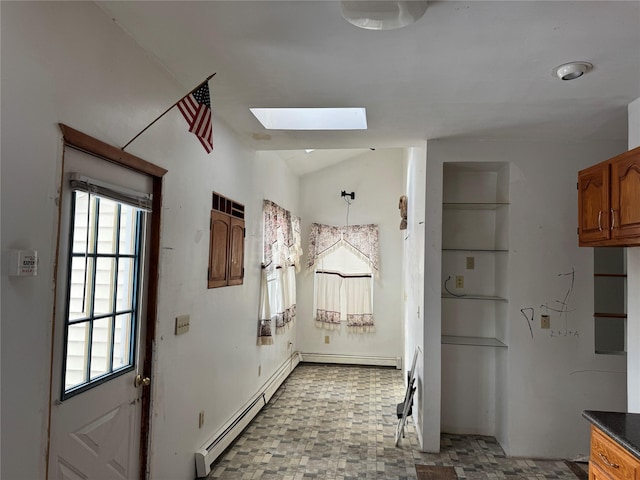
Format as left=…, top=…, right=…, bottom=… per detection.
left=552, top=62, right=593, bottom=81
left=340, top=1, right=428, bottom=30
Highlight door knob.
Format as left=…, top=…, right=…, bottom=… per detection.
left=134, top=374, right=151, bottom=388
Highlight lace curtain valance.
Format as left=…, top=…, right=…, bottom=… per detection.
left=306, top=223, right=379, bottom=274
left=263, top=200, right=302, bottom=273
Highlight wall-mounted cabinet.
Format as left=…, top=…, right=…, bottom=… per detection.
left=208, top=192, right=245, bottom=288
left=578, top=146, right=640, bottom=247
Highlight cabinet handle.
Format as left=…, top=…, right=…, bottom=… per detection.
left=598, top=452, right=620, bottom=469
left=598, top=211, right=603, bottom=232
left=610, top=208, right=616, bottom=230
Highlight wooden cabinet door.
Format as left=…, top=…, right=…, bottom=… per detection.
left=228, top=217, right=245, bottom=286
left=208, top=210, right=230, bottom=288
left=589, top=462, right=614, bottom=480
left=590, top=426, right=640, bottom=480
left=579, top=162, right=611, bottom=245
left=611, top=150, right=640, bottom=241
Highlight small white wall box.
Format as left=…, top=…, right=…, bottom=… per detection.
left=8, top=250, right=38, bottom=276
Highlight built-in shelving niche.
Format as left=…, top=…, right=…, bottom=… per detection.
left=594, top=247, right=627, bottom=355
left=441, top=161, right=509, bottom=437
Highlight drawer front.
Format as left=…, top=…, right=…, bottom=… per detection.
left=591, top=427, right=639, bottom=480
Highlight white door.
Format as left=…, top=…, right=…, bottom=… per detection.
left=48, top=146, right=154, bottom=480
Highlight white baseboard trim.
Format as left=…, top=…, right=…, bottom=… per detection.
left=195, top=351, right=300, bottom=478
left=300, top=352, right=402, bottom=369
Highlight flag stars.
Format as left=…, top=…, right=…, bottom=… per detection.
left=193, top=85, right=211, bottom=109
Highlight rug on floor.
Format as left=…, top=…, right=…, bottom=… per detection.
left=416, top=465, right=457, bottom=480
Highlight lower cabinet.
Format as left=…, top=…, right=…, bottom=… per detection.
left=589, top=426, right=640, bottom=480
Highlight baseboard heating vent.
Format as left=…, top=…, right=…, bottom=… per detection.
left=195, top=394, right=265, bottom=477
left=300, top=353, right=402, bottom=369
left=195, top=352, right=300, bottom=478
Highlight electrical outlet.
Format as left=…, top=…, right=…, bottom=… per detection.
left=455, top=275, right=464, bottom=288
left=198, top=411, right=205, bottom=429
left=466, top=257, right=475, bottom=270
left=175, top=315, right=190, bottom=335
left=541, top=315, right=550, bottom=329
left=324, top=335, right=330, bottom=344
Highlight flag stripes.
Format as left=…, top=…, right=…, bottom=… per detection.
left=177, top=83, right=214, bottom=153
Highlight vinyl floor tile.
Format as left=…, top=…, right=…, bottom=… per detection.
left=208, top=364, right=585, bottom=480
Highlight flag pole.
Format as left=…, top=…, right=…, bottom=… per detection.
left=121, top=72, right=216, bottom=151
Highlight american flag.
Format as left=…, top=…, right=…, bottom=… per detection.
left=177, top=82, right=214, bottom=153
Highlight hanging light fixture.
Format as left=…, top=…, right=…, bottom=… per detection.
left=340, top=1, right=428, bottom=30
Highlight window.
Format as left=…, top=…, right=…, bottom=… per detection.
left=307, top=223, right=379, bottom=333
left=208, top=191, right=245, bottom=288
left=62, top=189, right=146, bottom=398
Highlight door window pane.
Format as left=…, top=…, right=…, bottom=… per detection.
left=68, top=257, right=92, bottom=321
left=94, top=257, right=115, bottom=316
left=119, top=205, right=138, bottom=255
left=97, top=198, right=118, bottom=254
left=62, top=192, right=144, bottom=398
left=117, top=258, right=135, bottom=312
left=72, top=192, right=91, bottom=254
left=113, top=314, right=133, bottom=370
left=64, top=322, right=89, bottom=390
left=90, top=317, right=112, bottom=380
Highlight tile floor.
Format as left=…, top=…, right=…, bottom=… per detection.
left=209, top=364, right=586, bottom=480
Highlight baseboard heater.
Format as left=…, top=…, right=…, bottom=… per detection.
left=300, top=352, right=402, bottom=369
left=195, top=352, right=300, bottom=478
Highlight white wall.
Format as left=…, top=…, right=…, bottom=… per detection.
left=425, top=139, right=628, bottom=459
left=401, top=146, right=429, bottom=450
left=0, top=3, right=299, bottom=480
left=296, top=149, right=403, bottom=361
left=628, top=97, right=640, bottom=413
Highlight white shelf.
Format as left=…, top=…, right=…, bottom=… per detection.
left=442, top=248, right=508, bottom=253
left=442, top=335, right=507, bottom=348
left=442, top=293, right=507, bottom=302
left=443, top=202, right=509, bottom=210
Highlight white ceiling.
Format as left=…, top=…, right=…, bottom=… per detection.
left=98, top=1, right=640, bottom=173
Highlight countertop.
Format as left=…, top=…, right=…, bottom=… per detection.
left=583, top=410, right=640, bottom=460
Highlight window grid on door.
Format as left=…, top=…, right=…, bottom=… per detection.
left=61, top=191, right=144, bottom=400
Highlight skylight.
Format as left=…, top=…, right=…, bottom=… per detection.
left=250, top=108, right=367, bottom=130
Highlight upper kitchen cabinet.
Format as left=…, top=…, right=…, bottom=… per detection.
left=579, top=146, right=640, bottom=247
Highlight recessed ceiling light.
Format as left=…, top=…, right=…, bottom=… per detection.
left=250, top=108, right=367, bottom=130
left=552, top=62, right=593, bottom=81
left=340, top=1, right=428, bottom=30
left=304, top=149, right=316, bottom=153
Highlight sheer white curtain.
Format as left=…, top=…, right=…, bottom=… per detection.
left=258, top=200, right=301, bottom=345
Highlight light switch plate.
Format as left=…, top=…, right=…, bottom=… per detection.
left=175, top=315, right=190, bottom=335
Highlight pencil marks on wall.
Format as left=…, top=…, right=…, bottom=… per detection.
left=520, top=268, right=579, bottom=339
left=520, top=308, right=535, bottom=339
